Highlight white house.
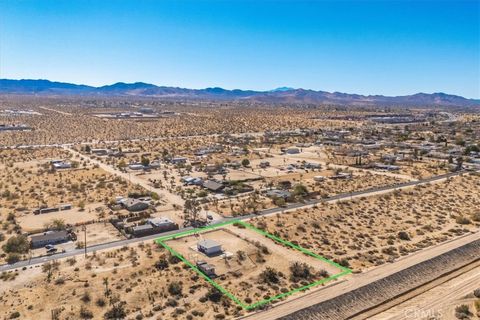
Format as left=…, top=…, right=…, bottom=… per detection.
left=197, top=239, right=222, bottom=256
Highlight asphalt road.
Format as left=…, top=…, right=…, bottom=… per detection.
left=0, top=170, right=467, bottom=272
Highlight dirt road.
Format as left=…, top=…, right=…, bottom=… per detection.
left=369, top=264, right=480, bottom=320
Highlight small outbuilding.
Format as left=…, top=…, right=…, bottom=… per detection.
left=196, top=261, right=216, bottom=277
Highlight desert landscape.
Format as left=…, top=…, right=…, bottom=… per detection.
left=1, top=1, right=479, bottom=319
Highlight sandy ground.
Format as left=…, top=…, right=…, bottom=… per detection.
left=243, top=231, right=480, bottom=320
left=166, top=225, right=342, bottom=305
left=369, top=265, right=480, bottom=320
left=65, top=146, right=184, bottom=207
left=18, top=203, right=102, bottom=232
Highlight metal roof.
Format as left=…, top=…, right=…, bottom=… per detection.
left=198, top=239, right=221, bottom=249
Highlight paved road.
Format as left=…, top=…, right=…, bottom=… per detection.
left=0, top=170, right=467, bottom=272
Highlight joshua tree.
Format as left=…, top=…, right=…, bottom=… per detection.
left=103, top=277, right=110, bottom=297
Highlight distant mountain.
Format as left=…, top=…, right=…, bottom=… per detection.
left=1, top=79, right=478, bottom=107
left=270, top=87, right=295, bottom=92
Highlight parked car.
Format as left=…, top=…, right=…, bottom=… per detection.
left=46, top=247, right=58, bottom=255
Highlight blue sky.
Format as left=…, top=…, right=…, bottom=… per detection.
left=0, top=0, right=479, bottom=98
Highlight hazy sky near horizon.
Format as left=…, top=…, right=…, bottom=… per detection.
left=0, top=0, right=479, bottom=98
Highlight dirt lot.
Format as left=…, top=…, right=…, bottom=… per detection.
left=250, top=174, right=480, bottom=271
left=17, top=203, right=103, bottom=232
left=0, top=242, right=249, bottom=320
left=166, top=225, right=342, bottom=305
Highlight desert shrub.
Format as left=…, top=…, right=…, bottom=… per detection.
left=290, top=262, right=313, bottom=282
left=104, top=302, right=126, bottom=319
left=3, top=235, right=29, bottom=254
left=472, top=212, right=480, bottom=222
left=154, top=257, right=169, bottom=270
left=80, top=306, right=94, bottom=319
left=81, top=291, right=91, bottom=303
left=259, top=267, right=280, bottom=284
left=236, top=250, right=246, bottom=261
left=96, top=298, right=106, bottom=307
left=455, top=304, right=471, bottom=319
left=293, top=184, right=308, bottom=196
left=318, top=269, right=329, bottom=278
left=174, top=308, right=185, bottom=315
left=334, top=258, right=350, bottom=268
left=166, top=299, right=178, bottom=307
left=455, top=216, right=471, bottom=225
left=168, top=254, right=181, bottom=264
left=6, top=253, right=20, bottom=264
left=397, top=231, right=411, bottom=241
left=273, top=197, right=286, bottom=207
left=168, top=281, right=183, bottom=296
left=474, top=288, right=480, bottom=298
left=204, top=287, right=223, bottom=303
left=9, top=311, right=20, bottom=319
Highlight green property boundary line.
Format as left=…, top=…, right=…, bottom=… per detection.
left=155, top=219, right=352, bottom=310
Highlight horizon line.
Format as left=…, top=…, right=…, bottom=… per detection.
left=1, top=77, right=479, bottom=100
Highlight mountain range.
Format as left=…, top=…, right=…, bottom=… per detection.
left=1, top=79, right=478, bottom=107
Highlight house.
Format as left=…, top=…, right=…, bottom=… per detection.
left=285, top=147, right=300, bottom=154
left=128, top=164, right=144, bottom=170
left=304, top=162, right=321, bottom=169
left=148, top=161, right=161, bottom=169
left=171, top=157, right=188, bottom=165
left=147, top=217, right=176, bottom=228
left=197, top=239, right=222, bottom=256
left=181, top=176, right=195, bottom=184
left=30, top=230, right=70, bottom=249
left=202, top=180, right=224, bottom=192
left=225, top=161, right=241, bottom=169
left=266, top=189, right=292, bottom=199
left=204, top=164, right=224, bottom=173
left=374, top=163, right=400, bottom=171
left=131, top=224, right=154, bottom=237
left=139, top=107, right=154, bottom=114
left=330, top=172, right=352, bottom=180
left=120, top=198, right=150, bottom=212
left=53, top=161, right=72, bottom=169
left=181, top=176, right=204, bottom=186
left=91, top=148, right=108, bottom=156
left=382, top=154, right=398, bottom=163
left=196, top=261, right=216, bottom=277
left=129, top=217, right=178, bottom=237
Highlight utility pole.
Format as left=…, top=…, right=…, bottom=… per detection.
left=82, top=225, right=87, bottom=258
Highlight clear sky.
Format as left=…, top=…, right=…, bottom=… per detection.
left=0, top=0, right=479, bottom=98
